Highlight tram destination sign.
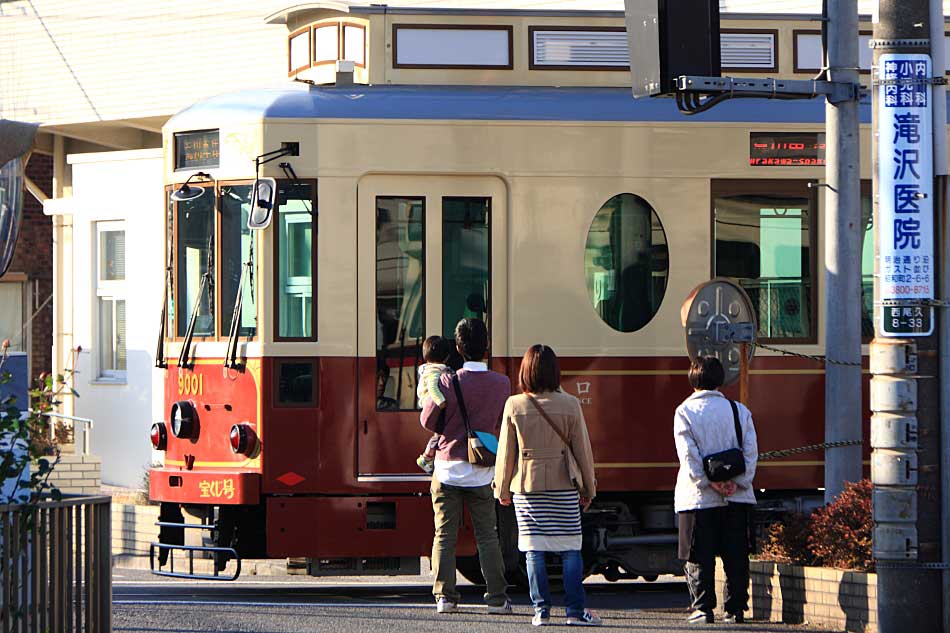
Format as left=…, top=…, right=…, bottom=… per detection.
left=174, top=129, right=220, bottom=171
left=877, top=53, right=934, bottom=337
left=749, top=132, right=826, bottom=167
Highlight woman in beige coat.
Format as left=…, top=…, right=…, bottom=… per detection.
left=494, top=345, right=599, bottom=627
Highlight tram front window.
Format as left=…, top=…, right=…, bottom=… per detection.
left=276, top=182, right=316, bottom=339
left=376, top=196, right=425, bottom=411
left=221, top=184, right=256, bottom=337
left=176, top=187, right=214, bottom=337
left=713, top=181, right=815, bottom=342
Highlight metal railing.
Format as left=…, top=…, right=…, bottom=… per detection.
left=43, top=413, right=94, bottom=456
left=0, top=495, right=111, bottom=633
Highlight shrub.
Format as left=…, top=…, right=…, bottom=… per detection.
left=757, top=479, right=873, bottom=572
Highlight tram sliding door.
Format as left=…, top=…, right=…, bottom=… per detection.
left=356, top=175, right=508, bottom=479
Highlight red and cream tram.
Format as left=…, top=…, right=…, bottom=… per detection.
left=147, top=81, right=872, bottom=580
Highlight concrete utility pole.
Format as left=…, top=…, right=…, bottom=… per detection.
left=870, top=1, right=943, bottom=630
left=823, top=0, right=864, bottom=503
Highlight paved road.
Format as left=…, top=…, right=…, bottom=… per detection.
left=112, top=569, right=841, bottom=632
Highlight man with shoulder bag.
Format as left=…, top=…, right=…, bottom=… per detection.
left=673, top=356, right=758, bottom=625
left=420, top=318, right=512, bottom=615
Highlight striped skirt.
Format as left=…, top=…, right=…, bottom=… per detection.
left=512, top=490, right=582, bottom=552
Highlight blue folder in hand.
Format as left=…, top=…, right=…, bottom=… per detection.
left=474, top=431, right=499, bottom=455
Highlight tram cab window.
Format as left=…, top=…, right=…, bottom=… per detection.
left=221, top=184, right=256, bottom=337
left=375, top=196, right=425, bottom=411
left=275, top=182, right=317, bottom=340
left=584, top=193, right=669, bottom=333
left=713, top=180, right=816, bottom=342
left=175, top=187, right=214, bottom=337
left=442, top=197, right=490, bottom=340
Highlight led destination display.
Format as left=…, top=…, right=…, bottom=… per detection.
left=749, top=132, right=826, bottom=166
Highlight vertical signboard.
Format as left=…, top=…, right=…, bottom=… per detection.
left=878, top=54, right=934, bottom=336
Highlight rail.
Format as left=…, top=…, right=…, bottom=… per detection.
left=0, top=495, right=112, bottom=633
left=43, top=412, right=94, bottom=456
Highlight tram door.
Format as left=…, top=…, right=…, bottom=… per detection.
left=356, top=175, right=508, bottom=478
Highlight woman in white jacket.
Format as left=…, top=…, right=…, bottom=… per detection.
left=673, top=356, right=758, bottom=625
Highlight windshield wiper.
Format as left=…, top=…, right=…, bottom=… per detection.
left=224, top=255, right=253, bottom=370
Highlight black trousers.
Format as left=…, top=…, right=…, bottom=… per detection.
left=677, top=504, right=751, bottom=615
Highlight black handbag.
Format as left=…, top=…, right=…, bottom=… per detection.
left=702, top=400, right=746, bottom=482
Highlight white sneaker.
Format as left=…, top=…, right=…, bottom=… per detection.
left=487, top=599, right=513, bottom=614
left=566, top=610, right=602, bottom=626
left=436, top=598, right=457, bottom=613
left=532, top=611, right=551, bottom=626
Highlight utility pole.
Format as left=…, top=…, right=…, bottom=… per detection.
left=870, top=1, right=942, bottom=630
left=823, top=0, right=863, bottom=503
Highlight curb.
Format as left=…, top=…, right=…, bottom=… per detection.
left=113, top=554, right=292, bottom=576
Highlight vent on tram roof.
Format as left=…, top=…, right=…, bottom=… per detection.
left=720, top=31, right=777, bottom=70
left=530, top=28, right=628, bottom=69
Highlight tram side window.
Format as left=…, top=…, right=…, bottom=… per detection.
left=713, top=181, right=816, bottom=342
left=175, top=187, right=214, bottom=338
left=221, top=184, right=256, bottom=337
left=376, top=196, right=425, bottom=411
left=442, top=197, right=490, bottom=340
left=584, top=193, right=669, bottom=333
left=275, top=182, right=317, bottom=340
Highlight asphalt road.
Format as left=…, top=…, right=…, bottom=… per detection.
left=112, top=569, right=843, bottom=632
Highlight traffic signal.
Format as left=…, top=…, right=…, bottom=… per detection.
left=624, top=0, right=721, bottom=98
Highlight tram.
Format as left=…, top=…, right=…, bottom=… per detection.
left=147, top=81, right=872, bottom=581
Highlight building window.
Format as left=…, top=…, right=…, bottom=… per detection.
left=393, top=24, right=513, bottom=69
left=96, top=222, right=126, bottom=379
left=712, top=180, right=817, bottom=343
left=275, top=181, right=317, bottom=340
left=584, top=194, right=669, bottom=333
left=0, top=280, right=26, bottom=352
left=375, top=196, right=424, bottom=411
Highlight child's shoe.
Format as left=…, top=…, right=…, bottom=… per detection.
left=416, top=455, right=434, bottom=474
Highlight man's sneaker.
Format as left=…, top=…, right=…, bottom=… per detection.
left=416, top=455, right=434, bottom=474
left=723, top=612, right=745, bottom=624
left=436, top=598, right=457, bottom=613
left=566, top=610, right=602, bottom=626
left=686, top=610, right=714, bottom=624
left=487, top=599, right=513, bottom=615
left=532, top=611, right=551, bottom=626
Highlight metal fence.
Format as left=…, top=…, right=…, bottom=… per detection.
left=0, top=495, right=112, bottom=633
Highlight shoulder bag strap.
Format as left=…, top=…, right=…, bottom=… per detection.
left=526, top=394, right=572, bottom=448
left=451, top=374, right=474, bottom=437
left=728, top=399, right=743, bottom=448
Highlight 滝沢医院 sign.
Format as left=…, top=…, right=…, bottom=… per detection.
left=877, top=53, right=934, bottom=337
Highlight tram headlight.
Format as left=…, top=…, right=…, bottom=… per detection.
left=170, top=401, right=198, bottom=439
left=150, top=422, right=168, bottom=450
left=229, top=423, right=256, bottom=455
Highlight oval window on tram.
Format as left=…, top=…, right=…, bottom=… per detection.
left=584, top=193, right=669, bottom=333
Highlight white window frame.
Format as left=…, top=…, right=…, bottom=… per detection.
left=95, top=221, right=126, bottom=382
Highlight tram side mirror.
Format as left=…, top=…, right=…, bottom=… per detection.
left=0, top=120, right=39, bottom=277
left=247, top=177, right=278, bottom=230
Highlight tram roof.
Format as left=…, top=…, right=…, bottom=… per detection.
left=169, top=84, right=887, bottom=129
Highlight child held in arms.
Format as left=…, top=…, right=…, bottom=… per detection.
left=415, top=336, right=454, bottom=474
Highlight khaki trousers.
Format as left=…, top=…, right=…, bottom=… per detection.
left=430, top=477, right=509, bottom=606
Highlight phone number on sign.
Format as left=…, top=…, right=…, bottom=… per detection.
left=890, top=285, right=931, bottom=295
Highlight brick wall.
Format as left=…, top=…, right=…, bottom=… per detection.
left=34, top=454, right=102, bottom=495
left=716, top=559, right=877, bottom=632
left=6, top=155, right=54, bottom=381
